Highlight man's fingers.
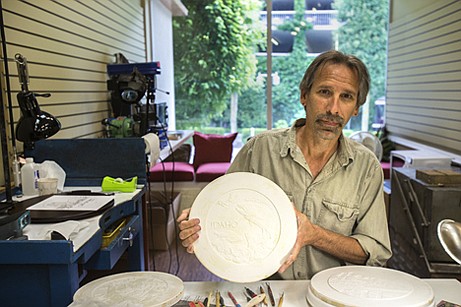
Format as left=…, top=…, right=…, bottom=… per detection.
left=181, top=232, right=199, bottom=248
left=278, top=243, right=301, bottom=273
left=178, top=218, right=200, bottom=231
left=177, top=208, right=191, bottom=223
left=186, top=244, right=195, bottom=254
left=178, top=223, right=201, bottom=240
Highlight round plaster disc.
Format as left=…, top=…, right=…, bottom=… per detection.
left=73, top=271, right=184, bottom=306
left=189, top=172, right=297, bottom=283
left=307, top=266, right=434, bottom=307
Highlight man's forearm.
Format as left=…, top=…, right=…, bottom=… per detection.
left=312, top=224, right=368, bottom=264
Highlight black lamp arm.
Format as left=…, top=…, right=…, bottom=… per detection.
left=16, top=91, right=51, bottom=118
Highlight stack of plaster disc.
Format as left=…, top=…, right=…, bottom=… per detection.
left=306, top=266, right=434, bottom=307
left=72, top=271, right=184, bottom=306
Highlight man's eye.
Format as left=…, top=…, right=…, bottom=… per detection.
left=319, top=89, right=330, bottom=95
left=342, top=93, right=354, bottom=100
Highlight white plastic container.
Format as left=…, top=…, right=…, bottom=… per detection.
left=21, top=157, right=40, bottom=196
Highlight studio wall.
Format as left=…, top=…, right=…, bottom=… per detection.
left=387, top=0, right=461, bottom=155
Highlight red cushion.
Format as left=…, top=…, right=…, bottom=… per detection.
left=149, top=162, right=195, bottom=182
left=381, top=162, right=391, bottom=180
left=193, top=132, right=237, bottom=170
left=195, top=162, right=230, bottom=182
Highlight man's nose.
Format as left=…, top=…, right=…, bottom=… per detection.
left=327, top=96, right=341, bottom=114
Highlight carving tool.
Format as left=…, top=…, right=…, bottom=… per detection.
left=244, top=287, right=257, bottom=298
left=245, top=294, right=266, bottom=307
left=277, top=292, right=284, bottom=307
left=259, top=285, right=268, bottom=306
left=243, top=291, right=252, bottom=302
left=204, top=291, right=212, bottom=307
left=228, top=291, right=241, bottom=307
left=265, top=282, right=276, bottom=307
left=216, top=290, right=224, bottom=307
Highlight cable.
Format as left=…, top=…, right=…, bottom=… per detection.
left=145, top=154, right=157, bottom=271
left=164, top=135, right=181, bottom=275
left=143, top=79, right=180, bottom=275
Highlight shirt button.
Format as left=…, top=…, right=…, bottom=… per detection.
left=297, top=272, right=302, bottom=278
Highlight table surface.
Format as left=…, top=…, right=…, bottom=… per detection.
left=22, top=187, right=144, bottom=251
left=182, top=279, right=461, bottom=306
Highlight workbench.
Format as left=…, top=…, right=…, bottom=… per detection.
left=0, top=138, right=148, bottom=307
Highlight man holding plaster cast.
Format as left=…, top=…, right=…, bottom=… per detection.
left=177, top=50, right=392, bottom=279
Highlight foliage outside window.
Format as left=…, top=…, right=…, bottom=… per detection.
left=173, top=0, right=389, bottom=139
left=334, top=0, right=389, bottom=131
left=173, top=0, right=263, bottom=133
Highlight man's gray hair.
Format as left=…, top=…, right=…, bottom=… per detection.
left=299, top=50, right=370, bottom=107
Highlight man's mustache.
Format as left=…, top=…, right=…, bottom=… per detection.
left=316, top=112, right=345, bottom=127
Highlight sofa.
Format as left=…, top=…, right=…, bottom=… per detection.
left=149, top=131, right=237, bottom=183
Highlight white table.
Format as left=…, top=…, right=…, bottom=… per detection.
left=183, top=279, right=461, bottom=306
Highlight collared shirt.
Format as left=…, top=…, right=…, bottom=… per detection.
left=227, top=119, right=392, bottom=279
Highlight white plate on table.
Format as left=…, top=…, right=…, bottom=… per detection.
left=189, top=172, right=297, bottom=283
left=72, top=271, right=183, bottom=306
left=307, top=266, right=434, bottom=307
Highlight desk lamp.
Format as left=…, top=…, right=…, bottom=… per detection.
left=0, top=55, right=60, bottom=210
left=14, top=53, right=61, bottom=149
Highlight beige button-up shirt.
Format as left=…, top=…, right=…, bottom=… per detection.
left=227, top=119, right=392, bottom=279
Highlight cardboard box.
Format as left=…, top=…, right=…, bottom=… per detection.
left=416, top=169, right=461, bottom=185
left=149, top=191, right=181, bottom=250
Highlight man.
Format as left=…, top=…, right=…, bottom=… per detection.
left=178, top=50, right=392, bottom=279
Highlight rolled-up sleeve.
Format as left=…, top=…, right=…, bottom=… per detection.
left=351, top=161, right=392, bottom=266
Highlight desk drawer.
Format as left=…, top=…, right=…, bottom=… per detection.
left=85, top=214, right=142, bottom=270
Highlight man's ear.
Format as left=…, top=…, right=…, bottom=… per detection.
left=353, top=107, right=359, bottom=116
left=300, top=90, right=308, bottom=106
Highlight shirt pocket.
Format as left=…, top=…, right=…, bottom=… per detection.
left=317, top=199, right=359, bottom=235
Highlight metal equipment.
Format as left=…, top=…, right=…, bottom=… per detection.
left=105, top=57, right=169, bottom=139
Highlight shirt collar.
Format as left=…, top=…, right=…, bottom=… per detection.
left=280, top=119, right=302, bottom=158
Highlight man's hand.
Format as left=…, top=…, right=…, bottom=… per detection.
left=279, top=207, right=316, bottom=273
left=278, top=205, right=368, bottom=273
left=177, top=208, right=201, bottom=254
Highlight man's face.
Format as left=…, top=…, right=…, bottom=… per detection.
left=301, top=63, right=360, bottom=140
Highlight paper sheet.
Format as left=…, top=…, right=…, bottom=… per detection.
left=28, top=195, right=114, bottom=211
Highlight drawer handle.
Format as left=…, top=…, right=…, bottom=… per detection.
left=123, top=227, right=134, bottom=247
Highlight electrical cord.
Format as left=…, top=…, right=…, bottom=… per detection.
left=142, top=82, right=181, bottom=275
left=145, top=154, right=160, bottom=271
left=149, top=117, right=181, bottom=276
left=161, top=124, right=181, bottom=276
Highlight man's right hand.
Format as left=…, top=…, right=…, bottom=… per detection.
left=177, top=208, right=201, bottom=254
